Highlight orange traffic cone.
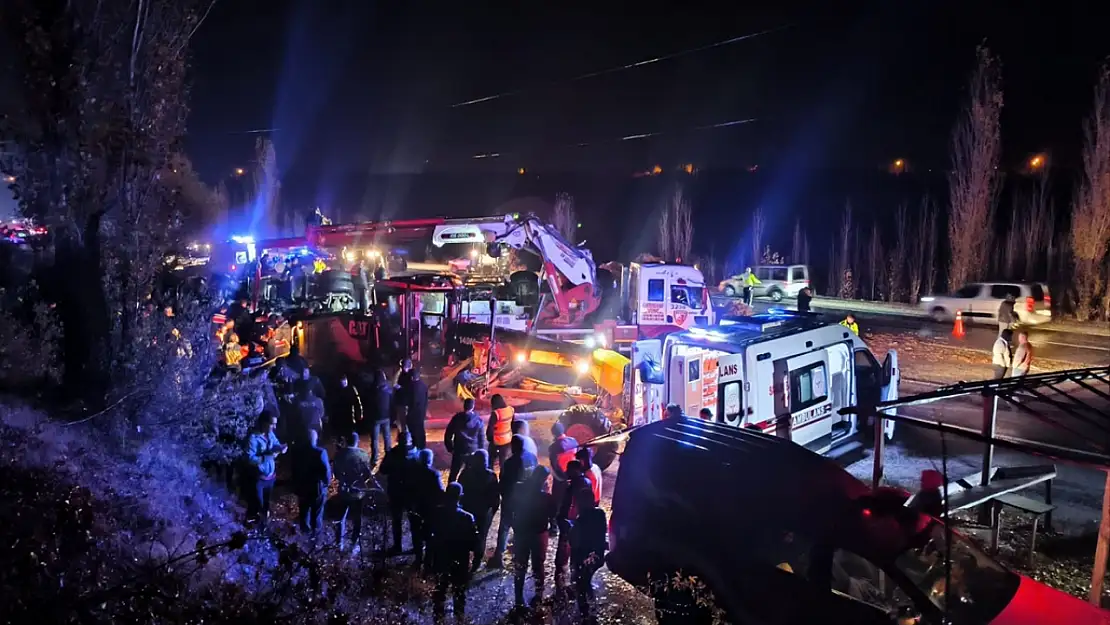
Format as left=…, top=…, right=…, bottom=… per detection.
left=952, top=309, right=966, bottom=339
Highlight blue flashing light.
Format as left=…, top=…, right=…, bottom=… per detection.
left=767, top=307, right=789, bottom=316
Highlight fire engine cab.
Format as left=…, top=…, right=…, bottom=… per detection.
left=630, top=312, right=899, bottom=455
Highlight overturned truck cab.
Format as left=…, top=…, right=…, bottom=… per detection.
left=625, top=312, right=900, bottom=456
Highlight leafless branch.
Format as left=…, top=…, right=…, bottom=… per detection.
left=750, top=206, right=765, bottom=267
left=947, top=44, right=1004, bottom=290
left=1071, top=63, right=1110, bottom=321
left=908, top=196, right=938, bottom=303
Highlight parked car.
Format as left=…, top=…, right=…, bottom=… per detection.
left=919, top=282, right=1052, bottom=325
left=719, top=264, right=810, bottom=302
left=599, top=417, right=1103, bottom=625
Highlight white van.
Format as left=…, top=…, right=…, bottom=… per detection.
left=628, top=312, right=899, bottom=455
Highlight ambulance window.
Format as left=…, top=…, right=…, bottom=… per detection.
left=688, top=359, right=701, bottom=382
left=722, top=381, right=742, bottom=425
left=790, top=363, right=828, bottom=412
left=647, top=279, right=665, bottom=302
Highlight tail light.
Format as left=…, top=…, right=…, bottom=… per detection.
left=1044, top=294, right=1052, bottom=308
left=1025, top=297, right=1034, bottom=312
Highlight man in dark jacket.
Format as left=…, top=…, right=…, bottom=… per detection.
left=407, top=365, right=430, bottom=449
left=408, top=448, right=444, bottom=569
left=394, top=358, right=415, bottom=429
left=368, top=369, right=394, bottom=466
left=332, top=432, right=372, bottom=551
left=294, top=367, right=327, bottom=402
left=329, top=373, right=363, bottom=443
left=569, top=486, right=608, bottom=617
left=279, top=343, right=309, bottom=379
left=512, top=465, right=556, bottom=609
left=431, top=482, right=478, bottom=621
left=548, top=422, right=578, bottom=532
left=379, top=432, right=418, bottom=554
left=293, top=429, right=332, bottom=534
left=998, top=293, right=1017, bottom=334
left=554, top=460, right=593, bottom=590
left=459, top=449, right=499, bottom=572
left=445, top=398, right=486, bottom=482
left=291, top=387, right=326, bottom=447
left=797, top=287, right=813, bottom=314
left=490, top=434, right=538, bottom=568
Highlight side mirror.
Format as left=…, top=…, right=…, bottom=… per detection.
left=638, top=358, right=665, bottom=385
left=882, top=352, right=894, bottom=386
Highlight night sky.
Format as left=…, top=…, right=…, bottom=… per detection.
left=186, top=0, right=1109, bottom=185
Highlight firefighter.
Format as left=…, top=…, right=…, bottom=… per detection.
left=459, top=450, right=499, bottom=572
left=445, top=397, right=485, bottom=483
left=380, top=432, right=418, bottom=554
left=292, top=428, right=331, bottom=534
left=408, top=448, right=444, bottom=570
left=512, top=465, right=556, bottom=609
left=840, top=313, right=859, bottom=336
left=486, top=393, right=515, bottom=470
left=741, top=267, right=761, bottom=306
left=431, top=482, right=478, bottom=621
left=490, top=434, right=537, bottom=568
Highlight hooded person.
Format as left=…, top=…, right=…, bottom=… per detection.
left=331, top=432, right=372, bottom=551
left=489, top=434, right=538, bottom=568
left=570, top=484, right=608, bottom=617
left=459, top=449, right=500, bottom=571
left=407, top=447, right=444, bottom=569
left=431, top=482, right=478, bottom=621
left=379, top=431, right=418, bottom=554
left=512, top=465, right=556, bottom=608
left=486, top=393, right=515, bottom=469
left=292, top=429, right=332, bottom=534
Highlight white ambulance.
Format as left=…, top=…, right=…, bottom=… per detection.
left=627, top=312, right=899, bottom=455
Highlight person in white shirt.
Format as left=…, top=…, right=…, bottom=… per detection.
left=991, top=329, right=1013, bottom=379
left=1011, top=331, right=1033, bottom=378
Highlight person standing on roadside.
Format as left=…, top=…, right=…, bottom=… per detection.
left=394, top=358, right=414, bottom=439
left=569, top=486, right=608, bottom=618
left=512, top=465, right=556, bottom=609
left=445, top=398, right=485, bottom=483
left=1012, top=331, right=1034, bottom=378
left=512, top=420, right=539, bottom=457
left=997, top=293, right=1017, bottom=335
left=380, top=432, right=418, bottom=554
left=329, top=373, right=363, bottom=444
left=368, top=369, right=393, bottom=465
left=408, top=448, right=444, bottom=570
left=293, top=429, right=332, bottom=534
left=245, top=412, right=288, bottom=525
left=490, top=434, right=537, bottom=568
left=548, top=423, right=578, bottom=529
left=797, top=286, right=813, bottom=313
left=407, top=364, right=430, bottom=450
left=459, top=450, right=499, bottom=571
left=486, top=394, right=515, bottom=470
left=431, top=483, right=478, bottom=622
left=332, top=432, right=372, bottom=552
left=992, top=329, right=1013, bottom=380
left=576, top=446, right=602, bottom=505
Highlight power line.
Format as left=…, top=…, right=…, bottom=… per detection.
left=450, top=26, right=789, bottom=109
left=469, top=116, right=758, bottom=160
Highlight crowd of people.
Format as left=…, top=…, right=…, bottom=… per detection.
left=238, top=350, right=610, bottom=621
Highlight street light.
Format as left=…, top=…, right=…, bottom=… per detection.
left=233, top=167, right=245, bottom=176
left=1029, top=154, right=1046, bottom=170
left=3, top=175, right=14, bottom=183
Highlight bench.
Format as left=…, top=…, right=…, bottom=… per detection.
left=992, top=492, right=1057, bottom=566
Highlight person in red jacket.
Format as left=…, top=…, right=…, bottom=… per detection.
left=548, top=422, right=578, bottom=518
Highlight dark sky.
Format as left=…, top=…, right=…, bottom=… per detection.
left=182, top=1, right=1108, bottom=184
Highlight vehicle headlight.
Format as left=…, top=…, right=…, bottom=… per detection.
left=920, top=296, right=934, bottom=302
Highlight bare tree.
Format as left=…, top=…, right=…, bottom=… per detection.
left=908, top=197, right=939, bottom=304
left=791, top=218, right=804, bottom=264
left=552, top=192, right=578, bottom=244
left=750, top=207, right=766, bottom=268
left=1071, top=65, right=1110, bottom=321
left=657, top=186, right=693, bottom=262
left=836, top=202, right=854, bottom=299
left=868, top=221, right=883, bottom=300
left=887, top=205, right=908, bottom=302
left=947, top=45, right=1004, bottom=290
left=1020, top=172, right=1054, bottom=280
left=251, top=137, right=282, bottom=237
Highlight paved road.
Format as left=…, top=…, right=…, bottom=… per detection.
left=716, top=296, right=1110, bottom=368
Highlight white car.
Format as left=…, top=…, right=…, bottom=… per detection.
left=919, top=282, right=1052, bottom=325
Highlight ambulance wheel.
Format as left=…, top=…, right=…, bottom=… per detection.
left=723, top=285, right=737, bottom=297
left=560, top=406, right=616, bottom=471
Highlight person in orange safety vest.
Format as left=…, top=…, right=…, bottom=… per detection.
left=486, top=394, right=514, bottom=470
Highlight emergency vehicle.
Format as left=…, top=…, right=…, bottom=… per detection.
left=628, top=311, right=899, bottom=454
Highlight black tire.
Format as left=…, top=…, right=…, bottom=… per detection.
left=930, top=307, right=948, bottom=323
left=723, top=285, right=737, bottom=297
left=560, top=406, right=617, bottom=470
left=651, top=572, right=716, bottom=625
left=769, top=288, right=784, bottom=302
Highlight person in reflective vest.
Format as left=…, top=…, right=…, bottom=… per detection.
left=840, top=314, right=859, bottom=335
left=486, top=394, right=515, bottom=470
